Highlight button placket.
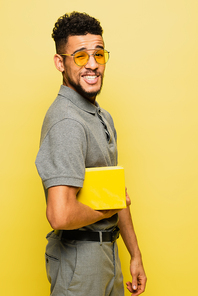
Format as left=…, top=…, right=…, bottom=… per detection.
left=97, top=110, right=111, bottom=142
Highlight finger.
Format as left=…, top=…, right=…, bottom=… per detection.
left=126, top=195, right=131, bottom=206
left=126, top=281, right=145, bottom=295
left=132, top=280, right=146, bottom=296
left=125, top=190, right=131, bottom=206
left=141, top=276, right=147, bottom=291
left=131, top=287, right=145, bottom=296
left=126, top=281, right=133, bottom=293
left=132, top=275, right=138, bottom=292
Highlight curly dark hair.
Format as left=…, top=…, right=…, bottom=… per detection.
left=52, top=12, right=103, bottom=53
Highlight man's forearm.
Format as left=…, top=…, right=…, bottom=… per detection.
left=118, top=206, right=141, bottom=259
left=47, top=185, right=119, bottom=230
left=118, top=205, right=147, bottom=295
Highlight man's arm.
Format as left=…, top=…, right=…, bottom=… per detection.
left=47, top=185, right=119, bottom=230
left=118, top=191, right=147, bottom=296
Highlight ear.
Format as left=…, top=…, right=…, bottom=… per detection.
left=54, top=54, right=65, bottom=72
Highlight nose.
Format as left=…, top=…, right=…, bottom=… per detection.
left=85, top=54, right=98, bottom=69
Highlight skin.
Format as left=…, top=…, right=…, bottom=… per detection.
left=54, top=34, right=105, bottom=104
left=49, top=33, right=147, bottom=295
left=118, top=190, right=147, bottom=295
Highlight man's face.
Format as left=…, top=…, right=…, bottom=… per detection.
left=61, top=34, right=106, bottom=102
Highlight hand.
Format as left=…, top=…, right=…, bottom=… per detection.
left=126, top=257, right=147, bottom=295
left=98, top=209, right=120, bottom=218
left=126, top=187, right=131, bottom=206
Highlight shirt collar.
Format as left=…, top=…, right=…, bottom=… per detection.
left=58, top=85, right=100, bottom=115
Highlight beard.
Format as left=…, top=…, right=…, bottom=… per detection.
left=65, top=71, right=104, bottom=101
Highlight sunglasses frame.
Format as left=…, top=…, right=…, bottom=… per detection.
left=60, top=49, right=110, bottom=67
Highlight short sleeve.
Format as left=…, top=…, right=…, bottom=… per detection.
left=35, top=118, right=87, bottom=189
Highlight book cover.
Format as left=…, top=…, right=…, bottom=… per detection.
left=77, top=166, right=126, bottom=210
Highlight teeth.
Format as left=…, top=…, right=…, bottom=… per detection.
left=84, top=76, right=97, bottom=80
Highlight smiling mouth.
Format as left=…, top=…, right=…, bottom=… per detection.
left=82, top=74, right=100, bottom=84
left=84, top=75, right=97, bottom=80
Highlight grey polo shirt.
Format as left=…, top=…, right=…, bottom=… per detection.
left=35, top=85, right=118, bottom=230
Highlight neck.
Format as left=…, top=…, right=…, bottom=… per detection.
left=63, top=80, right=96, bottom=105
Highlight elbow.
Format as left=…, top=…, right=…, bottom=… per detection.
left=47, top=215, right=68, bottom=230
left=46, top=209, right=71, bottom=230
left=47, top=217, right=62, bottom=230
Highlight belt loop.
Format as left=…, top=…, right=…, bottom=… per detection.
left=99, top=231, right=103, bottom=246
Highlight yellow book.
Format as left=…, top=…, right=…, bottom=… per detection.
left=77, top=166, right=126, bottom=210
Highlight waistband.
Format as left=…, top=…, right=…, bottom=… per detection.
left=54, top=226, right=120, bottom=243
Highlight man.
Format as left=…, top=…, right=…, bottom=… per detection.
left=36, top=12, right=146, bottom=296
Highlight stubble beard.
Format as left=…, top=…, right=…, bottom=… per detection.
left=66, top=73, right=104, bottom=101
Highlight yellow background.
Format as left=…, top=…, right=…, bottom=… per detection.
left=1, top=1, right=198, bottom=295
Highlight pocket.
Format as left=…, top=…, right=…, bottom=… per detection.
left=67, top=242, right=108, bottom=295
left=45, top=253, right=60, bottom=287
left=69, top=241, right=100, bottom=279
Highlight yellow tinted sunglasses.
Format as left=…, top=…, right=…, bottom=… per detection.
left=60, top=49, right=110, bottom=67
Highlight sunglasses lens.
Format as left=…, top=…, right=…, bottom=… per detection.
left=73, top=49, right=109, bottom=66
left=95, top=49, right=109, bottom=65
left=74, top=51, right=89, bottom=66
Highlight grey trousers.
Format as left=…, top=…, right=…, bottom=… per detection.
left=45, top=231, right=124, bottom=296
